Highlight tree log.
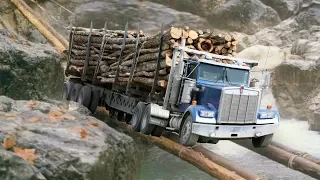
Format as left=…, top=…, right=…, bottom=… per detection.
left=101, top=68, right=167, bottom=78
left=271, top=141, right=320, bottom=165
left=11, top=0, right=66, bottom=54
left=98, top=76, right=168, bottom=88
left=188, top=30, right=198, bottom=40
left=234, top=140, right=320, bottom=179
left=170, top=27, right=182, bottom=39
left=197, top=38, right=214, bottom=52
left=70, top=60, right=98, bottom=66
left=114, top=122, right=246, bottom=180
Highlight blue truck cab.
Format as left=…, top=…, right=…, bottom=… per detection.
left=160, top=44, right=280, bottom=147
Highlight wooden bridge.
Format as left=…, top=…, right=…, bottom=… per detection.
left=10, top=0, right=320, bottom=179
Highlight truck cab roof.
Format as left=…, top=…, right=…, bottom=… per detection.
left=197, top=58, right=251, bottom=70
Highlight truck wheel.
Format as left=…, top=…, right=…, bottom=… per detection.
left=89, top=89, right=100, bottom=113
left=62, top=81, right=75, bottom=100
left=131, top=102, right=146, bottom=132
left=125, top=113, right=132, bottom=124
left=77, top=86, right=92, bottom=108
left=252, top=134, right=273, bottom=148
left=140, top=104, right=155, bottom=135
left=151, top=126, right=165, bottom=137
left=70, top=83, right=83, bottom=102
left=117, top=111, right=125, bottom=121
left=179, top=116, right=199, bottom=146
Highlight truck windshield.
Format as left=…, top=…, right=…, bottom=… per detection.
left=198, top=63, right=249, bottom=86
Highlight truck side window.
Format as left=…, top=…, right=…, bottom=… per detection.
left=188, top=64, right=197, bottom=79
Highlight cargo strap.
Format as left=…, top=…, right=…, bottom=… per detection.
left=288, top=155, right=299, bottom=168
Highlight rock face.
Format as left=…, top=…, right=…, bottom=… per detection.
left=272, top=61, right=320, bottom=121
left=207, top=0, right=281, bottom=34
left=0, top=0, right=47, bottom=43
left=0, top=96, right=140, bottom=180
left=260, top=0, right=302, bottom=20
left=0, top=29, right=64, bottom=100
left=71, top=0, right=209, bottom=34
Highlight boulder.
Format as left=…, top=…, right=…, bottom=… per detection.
left=236, top=45, right=286, bottom=70
left=0, top=29, right=64, bottom=100
left=295, top=1, right=320, bottom=30
left=260, top=0, right=302, bottom=20
left=206, top=0, right=281, bottom=34
left=271, top=61, right=320, bottom=121
left=71, top=0, right=209, bottom=34
left=0, top=96, right=141, bottom=180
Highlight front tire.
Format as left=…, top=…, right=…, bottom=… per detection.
left=179, top=116, right=199, bottom=146
left=131, top=102, right=146, bottom=132
left=252, top=134, right=273, bottom=148
left=89, top=89, right=100, bottom=113
left=140, top=104, right=155, bottom=135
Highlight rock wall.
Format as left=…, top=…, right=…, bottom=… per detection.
left=0, top=96, right=141, bottom=180
left=0, top=30, right=64, bottom=100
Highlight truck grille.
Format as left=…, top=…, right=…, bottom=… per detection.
left=218, top=88, right=260, bottom=124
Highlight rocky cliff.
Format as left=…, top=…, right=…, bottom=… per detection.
left=0, top=29, right=64, bottom=101
left=0, top=96, right=141, bottom=180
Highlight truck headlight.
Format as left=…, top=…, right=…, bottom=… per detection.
left=259, top=112, right=275, bottom=119
left=199, top=110, right=215, bottom=118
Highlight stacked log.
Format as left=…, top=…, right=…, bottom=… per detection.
left=67, top=26, right=239, bottom=88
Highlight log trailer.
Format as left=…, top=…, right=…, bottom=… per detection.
left=62, top=25, right=280, bottom=147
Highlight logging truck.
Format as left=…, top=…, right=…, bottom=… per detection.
left=62, top=25, right=280, bottom=147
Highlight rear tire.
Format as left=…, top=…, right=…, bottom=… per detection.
left=62, top=81, right=75, bottom=100
left=77, top=86, right=92, bottom=107
left=89, top=89, right=100, bottom=113
left=125, top=113, right=132, bottom=124
left=140, top=104, right=155, bottom=135
left=131, top=102, right=146, bottom=132
left=252, top=134, right=273, bottom=148
left=70, top=83, right=83, bottom=102
left=117, top=111, right=125, bottom=121
left=151, top=126, right=165, bottom=137
left=179, top=116, right=199, bottom=146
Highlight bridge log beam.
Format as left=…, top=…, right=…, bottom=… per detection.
left=234, top=140, right=320, bottom=180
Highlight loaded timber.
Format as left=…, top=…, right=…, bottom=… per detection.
left=63, top=22, right=280, bottom=148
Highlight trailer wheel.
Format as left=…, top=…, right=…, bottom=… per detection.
left=125, top=113, right=132, bottom=124
left=179, top=116, right=199, bottom=146
left=140, top=104, right=155, bottom=135
left=62, top=81, right=75, bottom=100
left=131, top=102, right=146, bottom=131
left=77, top=86, right=92, bottom=108
left=70, top=83, right=83, bottom=102
left=252, top=134, right=273, bottom=148
left=151, top=126, right=165, bottom=137
left=89, top=89, right=100, bottom=113
left=117, top=111, right=125, bottom=121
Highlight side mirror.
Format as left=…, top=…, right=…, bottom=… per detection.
left=250, top=78, right=259, bottom=88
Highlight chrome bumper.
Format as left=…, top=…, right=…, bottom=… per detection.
left=192, top=123, right=279, bottom=139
